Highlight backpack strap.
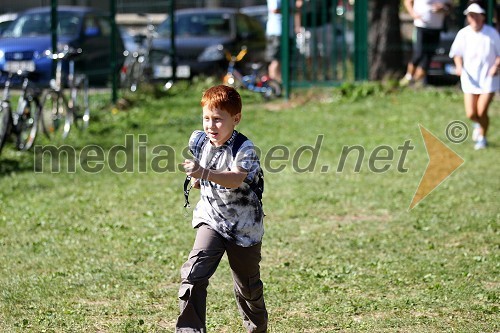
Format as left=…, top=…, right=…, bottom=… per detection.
left=191, top=131, right=208, bottom=160
left=231, top=132, right=248, bottom=157
left=232, top=132, right=264, bottom=204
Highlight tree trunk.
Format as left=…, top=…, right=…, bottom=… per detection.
left=369, top=0, right=404, bottom=80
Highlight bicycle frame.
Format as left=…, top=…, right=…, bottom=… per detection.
left=42, top=46, right=89, bottom=138
left=121, top=15, right=155, bottom=93
left=223, top=47, right=281, bottom=99
left=0, top=70, right=43, bottom=152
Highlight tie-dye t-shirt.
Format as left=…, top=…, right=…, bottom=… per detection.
left=189, top=130, right=264, bottom=247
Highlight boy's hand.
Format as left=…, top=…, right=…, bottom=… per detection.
left=182, top=159, right=205, bottom=179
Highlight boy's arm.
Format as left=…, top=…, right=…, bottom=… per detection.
left=182, top=159, right=247, bottom=188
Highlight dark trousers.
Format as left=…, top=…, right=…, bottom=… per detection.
left=175, top=224, right=267, bottom=333
left=411, top=26, right=441, bottom=71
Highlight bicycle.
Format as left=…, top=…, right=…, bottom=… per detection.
left=120, top=13, right=155, bottom=93
left=0, top=69, right=44, bottom=155
left=41, top=46, right=90, bottom=139
left=222, top=46, right=282, bottom=100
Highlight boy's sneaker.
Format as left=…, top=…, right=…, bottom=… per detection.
left=474, top=137, right=487, bottom=150
left=472, top=123, right=481, bottom=142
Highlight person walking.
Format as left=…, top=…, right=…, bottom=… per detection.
left=400, top=0, right=452, bottom=86
left=176, top=85, right=267, bottom=332
left=449, top=2, right=500, bottom=150
left=265, top=0, right=302, bottom=83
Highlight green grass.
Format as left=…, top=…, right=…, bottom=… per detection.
left=0, top=81, right=498, bottom=332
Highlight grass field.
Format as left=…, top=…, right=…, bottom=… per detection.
left=0, top=81, right=498, bottom=332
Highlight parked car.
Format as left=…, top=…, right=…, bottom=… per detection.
left=239, top=5, right=267, bottom=30
left=427, top=29, right=461, bottom=85
left=149, top=8, right=267, bottom=80
left=0, top=6, right=125, bottom=86
left=0, top=13, right=17, bottom=36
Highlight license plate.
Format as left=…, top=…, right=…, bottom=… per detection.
left=153, top=65, right=190, bottom=79
left=444, top=64, right=456, bottom=75
left=4, top=61, right=36, bottom=73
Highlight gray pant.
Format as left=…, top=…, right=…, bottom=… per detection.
left=175, top=224, right=267, bottom=333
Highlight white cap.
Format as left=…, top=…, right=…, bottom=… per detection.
left=463, top=3, right=486, bottom=15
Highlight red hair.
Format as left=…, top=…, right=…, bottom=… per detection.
left=201, top=85, right=242, bottom=116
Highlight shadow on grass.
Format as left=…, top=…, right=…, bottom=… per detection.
left=0, top=156, right=34, bottom=176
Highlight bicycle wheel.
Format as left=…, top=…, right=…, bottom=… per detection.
left=262, top=79, right=282, bottom=100
left=16, top=96, right=42, bottom=151
left=41, top=90, right=72, bottom=140
left=0, top=102, right=12, bottom=155
left=72, top=74, right=90, bottom=130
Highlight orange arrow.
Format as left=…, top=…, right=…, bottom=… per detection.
left=409, top=125, right=465, bottom=210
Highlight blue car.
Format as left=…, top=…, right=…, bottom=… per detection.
left=0, top=6, right=125, bottom=86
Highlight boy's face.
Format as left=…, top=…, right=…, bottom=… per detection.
left=202, top=106, right=241, bottom=147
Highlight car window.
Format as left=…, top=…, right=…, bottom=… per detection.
left=83, top=15, right=102, bottom=36
left=59, top=15, right=80, bottom=35
left=3, top=12, right=81, bottom=37
left=245, top=15, right=265, bottom=36
left=97, top=16, right=112, bottom=37
left=236, top=14, right=252, bottom=37
left=0, top=21, right=14, bottom=35
left=157, top=13, right=231, bottom=38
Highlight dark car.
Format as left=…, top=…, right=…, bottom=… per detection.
left=149, top=8, right=266, bottom=80
left=240, top=5, right=267, bottom=30
left=427, top=29, right=461, bottom=85
left=425, top=9, right=467, bottom=85
left=0, top=6, right=125, bottom=86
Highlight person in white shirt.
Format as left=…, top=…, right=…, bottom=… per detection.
left=400, top=0, right=452, bottom=86
left=449, top=2, right=500, bottom=150
left=265, top=0, right=302, bottom=83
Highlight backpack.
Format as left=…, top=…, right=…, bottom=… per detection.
left=183, top=131, right=264, bottom=208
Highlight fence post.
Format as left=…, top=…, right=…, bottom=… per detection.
left=110, top=0, right=118, bottom=104
left=486, top=0, right=494, bottom=25
left=170, top=0, right=176, bottom=82
left=354, top=0, right=368, bottom=81
left=51, top=0, right=58, bottom=79
left=281, top=0, right=291, bottom=99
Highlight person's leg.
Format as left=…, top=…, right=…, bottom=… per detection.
left=266, top=35, right=282, bottom=83
left=464, top=93, right=479, bottom=123
left=415, top=28, right=440, bottom=84
left=406, top=62, right=415, bottom=78
left=176, top=224, right=226, bottom=333
left=268, top=59, right=281, bottom=82
left=226, top=242, right=267, bottom=333
left=401, top=27, right=423, bottom=85
left=476, top=92, right=495, bottom=137
left=400, top=62, right=416, bottom=86
left=413, top=66, right=426, bottom=82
